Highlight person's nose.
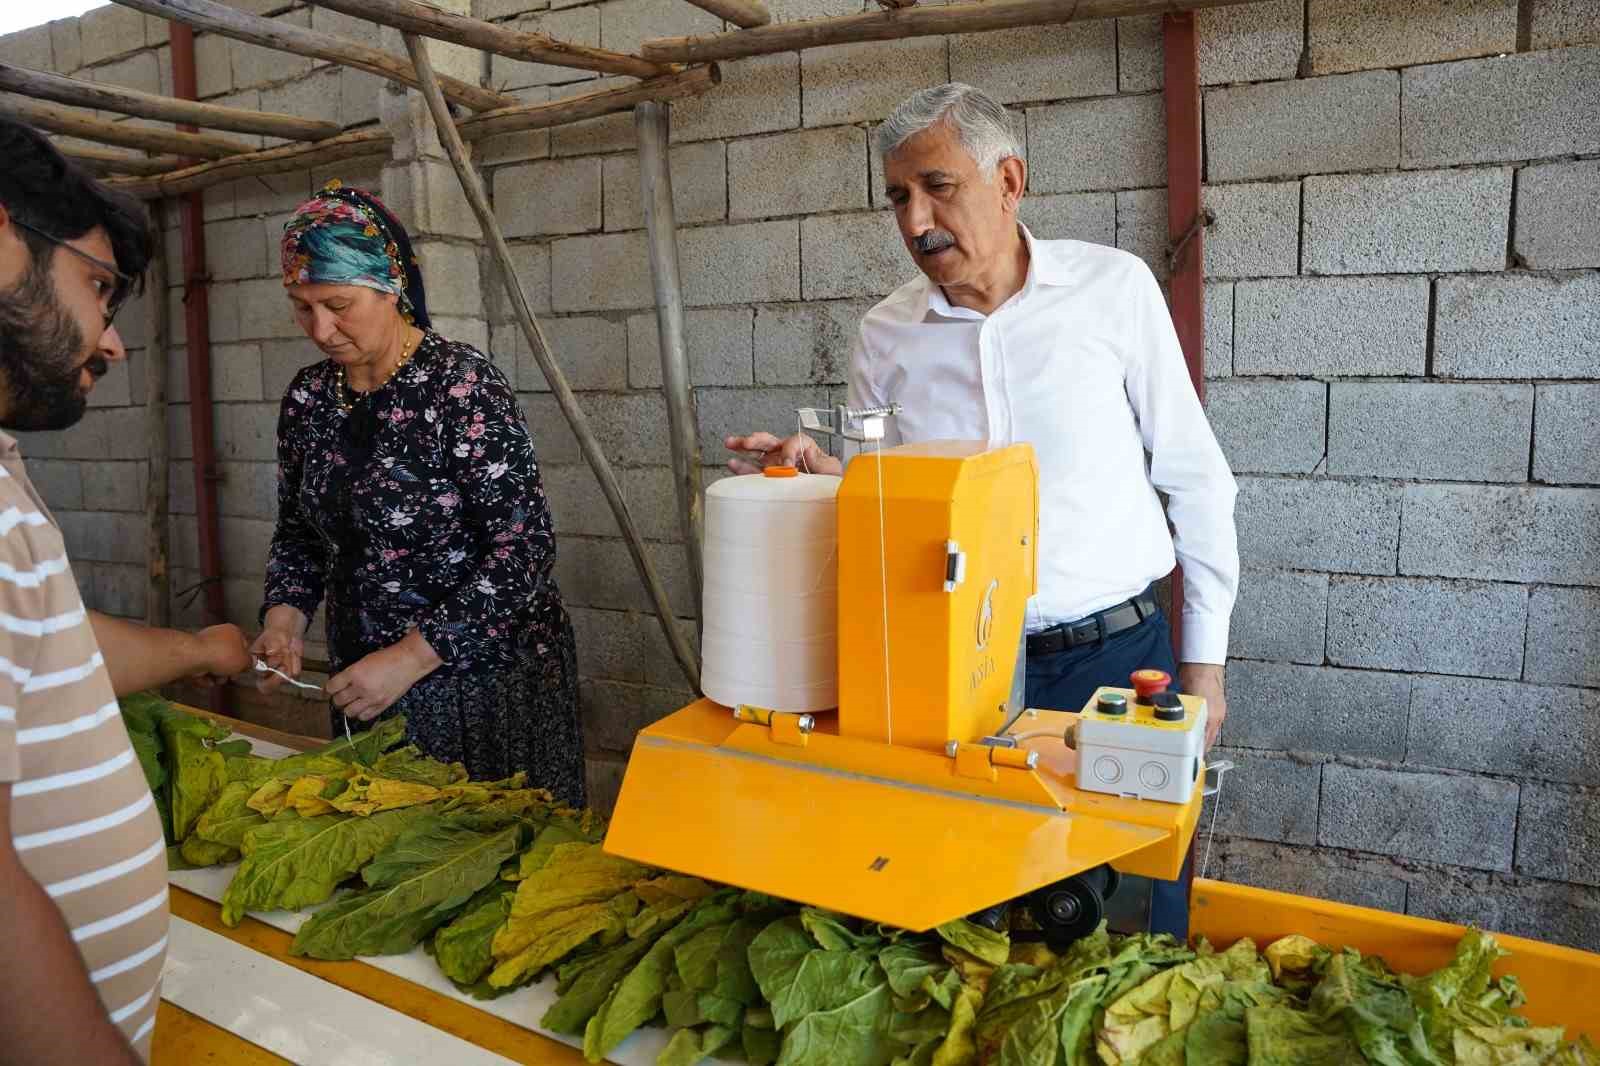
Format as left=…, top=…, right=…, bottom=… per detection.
left=97, top=324, right=127, bottom=363
left=308, top=307, right=341, bottom=346
left=902, top=188, right=936, bottom=238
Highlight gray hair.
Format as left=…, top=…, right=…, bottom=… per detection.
left=876, top=83, right=1022, bottom=176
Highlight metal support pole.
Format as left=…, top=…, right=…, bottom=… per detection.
left=400, top=32, right=701, bottom=692
left=634, top=101, right=705, bottom=633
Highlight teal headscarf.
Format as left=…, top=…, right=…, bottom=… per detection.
left=280, top=179, right=431, bottom=328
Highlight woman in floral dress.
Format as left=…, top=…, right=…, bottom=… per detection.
left=251, top=181, right=585, bottom=806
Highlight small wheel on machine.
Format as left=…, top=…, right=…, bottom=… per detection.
left=1026, top=876, right=1105, bottom=951
left=1101, top=865, right=1122, bottom=901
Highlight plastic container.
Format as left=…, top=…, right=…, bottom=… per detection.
left=700, top=468, right=842, bottom=713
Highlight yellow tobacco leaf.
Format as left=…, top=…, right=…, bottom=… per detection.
left=329, top=772, right=441, bottom=816
left=286, top=775, right=339, bottom=817
left=247, top=778, right=292, bottom=816
left=487, top=902, right=626, bottom=989
left=635, top=876, right=717, bottom=906
left=492, top=843, right=650, bottom=961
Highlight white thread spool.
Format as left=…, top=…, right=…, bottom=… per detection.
left=700, top=468, right=841, bottom=713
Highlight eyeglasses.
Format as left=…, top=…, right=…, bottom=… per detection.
left=11, top=218, right=137, bottom=329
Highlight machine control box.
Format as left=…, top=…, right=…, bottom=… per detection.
left=1074, top=686, right=1207, bottom=803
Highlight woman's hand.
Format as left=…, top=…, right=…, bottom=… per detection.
left=327, top=630, right=442, bottom=722
left=251, top=605, right=309, bottom=693
left=724, top=431, right=841, bottom=476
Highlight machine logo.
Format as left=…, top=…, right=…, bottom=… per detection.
left=976, top=579, right=998, bottom=650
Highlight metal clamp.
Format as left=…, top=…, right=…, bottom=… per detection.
left=943, top=540, right=967, bottom=592
left=1202, top=759, right=1233, bottom=797
left=798, top=403, right=902, bottom=444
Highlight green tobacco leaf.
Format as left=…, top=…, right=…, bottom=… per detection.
left=178, top=835, right=237, bottom=867
left=744, top=1025, right=783, bottom=1066
left=677, top=922, right=733, bottom=992
left=749, top=916, right=886, bottom=1030
left=488, top=901, right=626, bottom=988
left=542, top=936, right=655, bottom=1036
left=777, top=982, right=898, bottom=1066
left=433, top=883, right=514, bottom=988
left=880, top=941, right=948, bottom=1001
left=493, top=843, right=649, bottom=961
left=935, top=920, right=1010, bottom=967
left=372, top=745, right=467, bottom=786
left=164, top=723, right=228, bottom=842
left=802, top=908, right=883, bottom=951
left=1245, top=1004, right=1366, bottom=1066
left=516, top=822, right=591, bottom=879
left=194, top=781, right=266, bottom=849
left=713, top=917, right=766, bottom=1006
left=310, top=715, right=407, bottom=765
left=127, top=723, right=165, bottom=793
left=1453, top=1027, right=1568, bottom=1066
left=1410, top=930, right=1512, bottom=1056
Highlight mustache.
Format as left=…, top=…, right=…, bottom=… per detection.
left=913, top=230, right=957, bottom=254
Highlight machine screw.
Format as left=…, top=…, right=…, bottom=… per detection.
left=1026, top=751, right=1039, bottom=769
left=1046, top=892, right=1081, bottom=923
left=945, top=740, right=959, bottom=757
left=797, top=714, right=815, bottom=734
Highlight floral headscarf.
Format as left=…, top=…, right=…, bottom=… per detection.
left=280, top=179, right=431, bottom=328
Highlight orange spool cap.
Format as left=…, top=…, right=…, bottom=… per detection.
left=763, top=465, right=799, bottom=478
left=1130, top=669, right=1172, bottom=701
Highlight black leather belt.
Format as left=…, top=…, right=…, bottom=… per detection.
left=1026, top=590, right=1159, bottom=657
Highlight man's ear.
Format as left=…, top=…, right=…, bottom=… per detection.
left=999, top=156, right=1027, bottom=215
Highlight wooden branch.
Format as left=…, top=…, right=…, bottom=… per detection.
left=109, top=0, right=517, bottom=112
left=680, top=0, right=771, bottom=29
left=642, top=0, right=1266, bottom=61
left=454, top=64, right=720, bottom=140
left=308, top=0, right=673, bottom=80
left=402, top=32, right=702, bottom=692
left=0, top=96, right=253, bottom=158
left=0, top=63, right=341, bottom=141
left=60, top=145, right=186, bottom=176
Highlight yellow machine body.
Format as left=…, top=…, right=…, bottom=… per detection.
left=604, top=441, right=1205, bottom=931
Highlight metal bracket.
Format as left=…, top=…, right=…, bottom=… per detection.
left=1167, top=208, right=1216, bottom=276
left=943, top=540, right=967, bottom=592
left=1202, top=759, right=1233, bottom=798
left=798, top=403, right=902, bottom=444
left=734, top=704, right=814, bottom=748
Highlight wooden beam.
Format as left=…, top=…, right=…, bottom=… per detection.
left=110, top=0, right=517, bottom=112
left=402, top=32, right=702, bottom=691
left=60, top=145, right=186, bottom=176
left=0, top=62, right=341, bottom=141
left=0, top=96, right=253, bottom=158
left=679, top=0, right=771, bottom=29
left=642, top=0, right=1266, bottom=62
left=107, top=65, right=720, bottom=198
left=308, top=0, right=673, bottom=80
left=145, top=198, right=171, bottom=630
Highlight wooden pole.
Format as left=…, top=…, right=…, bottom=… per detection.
left=0, top=62, right=342, bottom=141
left=401, top=31, right=702, bottom=692
left=0, top=97, right=253, bottom=158
left=145, top=199, right=171, bottom=629
left=110, top=0, right=517, bottom=112
left=679, top=0, right=771, bottom=29
left=106, top=67, right=720, bottom=198
left=641, top=0, right=1266, bottom=62
left=634, top=101, right=705, bottom=635
left=60, top=145, right=186, bottom=177
left=307, top=0, right=673, bottom=80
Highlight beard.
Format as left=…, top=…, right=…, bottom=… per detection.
left=0, top=255, right=100, bottom=432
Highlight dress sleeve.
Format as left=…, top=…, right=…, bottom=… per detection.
left=261, top=377, right=329, bottom=624
left=415, top=353, right=556, bottom=666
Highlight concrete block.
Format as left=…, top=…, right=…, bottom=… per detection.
left=168, top=461, right=196, bottom=516
left=1400, top=484, right=1600, bottom=587
left=583, top=756, right=627, bottom=817
left=1224, top=661, right=1410, bottom=758
left=234, top=171, right=310, bottom=219
left=1409, top=676, right=1600, bottom=787
left=569, top=605, right=645, bottom=683
left=494, top=157, right=601, bottom=237
left=1331, top=383, right=1532, bottom=482
left=478, top=0, right=553, bottom=17
left=553, top=232, right=654, bottom=312
left=515, top=315, right=628, bottom=392
left=89, top=50, right=161, bottom=96
left=681, top=221, right=800, bottom=306
left=949, top=21, right=1116, bottom=104
left=521, top=390, right=669, bottom=467
left=602, top=141, right=727, bottom=232
left=27, top=460, right=85, bottom=512
left=337, top=63, right=385, bottom=129
left=1203, top=181, right=1299, bottom=279
left=413, top=243, right=480, bottom=318
left=1205, top=281, right=1232, bottom=379
left=49, top=19, right=82, bottom=73
left=1320, top=762, right=1517, bottom=871
left=485, top=242, right=552, bottom=320
left=1435, top=273, right=1600, bottom=380
left=543, top=464, right=683, bottom=541
left=767, top=0, right=863, bottom=19
left=550, top=77, right=637, bottom=157
left=1209, top=838, right=1408, bottom=913
left=216, top=462, right=279, bottom=521
left=191, top=32, right=231, bottom=98
left=1236, top=476, right=1401, bottom=575
left=1118, top=1, right=1305, bottom=91
left=1530, top=0, right=1600, bottom=48
left=801, top=212, right=911, bottom=301
left=1309, top=0, right=1516, bottom=75
left=212, top=403, right=280, bottom=463
left=491, top=6, right=600, bottom=89
left=1327, top=575, right=1527, bottom=680
left=380, top=160, right=481, bottom=242
left=598, top=0, right=720, bottom=55
left=207, top=343, right=264, bottom=404
left=259, top=339, right=320, bottom=402
left=580, top=678, right=691, bottom=753
left=259, top=67, right=342, bottom=131
left=1018, top=193, right=1115, bottom=246
left=1116, top=16, right=1165, bottom=93
left=474, top=87, right=552, bottom=166
left=16, top=407, right=147, bottom=462
left=230, top=14, right=315, bottom=90
left=92, top=563, right=147, bottom=620
left=555, top=535, right=693, bottom=616
left=1534, top=385, right=1600, bottom=486
left=1408, top=872, right=1600, bottom=955
left=628, top=307, right=754, bottom=389
left=754, top=300, right=874, bottom=387
left=200, top=181, right=237, bottom=223
left=167, top=404, right=192, bottom=462
left=1206, top=379, right=1326, bottom=475
left=85, top=357, right=132, bottom=409
left=1210, top=749, right=1320, bottom=845
left=802, top=38, right=948, bottom=128
left=1115, top=188, right=1169, bottom=281
left=1205, top=71, right=1398, bottom=182
left=56, top=510, right=146, bottom=566
left=1227, top=567, right=1329, bottom=665
left=1303, top=168, right=1511, bottom=275
left=1028, top=94, right=1166, bottom=194
left=217, top=516, right=275, bottom=579
left=693, top=386, right=826, bottom=463
left=204, top=218, right=268, bottom=282
left=79, top=4, right=147, bottom=66
left=1235, top=276, right=1428, bottom=377
left=236, top=277, right=301, bottom=341
left=1517, top=784, right=1600, bottom=888
left=1402, top=48, right=1600, bottom=168
left=730, top=127, right=868, bottom=221
left=673, top=52, right=800, bottom=143
left=1515, top=159, right=1600, bottom=270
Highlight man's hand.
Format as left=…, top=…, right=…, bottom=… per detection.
left=189, top=623, right=252, bottom=685
left=1179, top=662, right=1227, bottom=750
left=724, top=431, right=842, bottom=476
left=327, top=630, right=442, bottom=722
left=251, top=605, right=309, bottom=693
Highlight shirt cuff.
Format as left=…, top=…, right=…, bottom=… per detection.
left=1179, top=611, right=1230, bottom=665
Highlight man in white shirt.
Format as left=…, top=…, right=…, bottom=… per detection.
left=726, top=84, right=1238, bottom=935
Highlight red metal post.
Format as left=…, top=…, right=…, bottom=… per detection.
left=1162, top=11, right=1205, bottom=667
left=169, top=23, right=231, bottom=715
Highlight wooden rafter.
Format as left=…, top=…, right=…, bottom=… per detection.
left=307, top=0, right=674, bottom=81
left=60, top=145, right=186, bottom=176
left=0, top=62, right=341, bottom=141
left=0, top=96, right=254, bottom=158
left=679, top=0, right=771, bottom=29
left=642, top=0, right=1265, bottom=62
left=109, top=0, right=517, bottom=112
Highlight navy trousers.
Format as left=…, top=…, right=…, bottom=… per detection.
left=1024, top=603, right=1193, bottom=941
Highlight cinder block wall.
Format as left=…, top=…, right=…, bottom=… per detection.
left=3, top=0, right=1597, bottom=948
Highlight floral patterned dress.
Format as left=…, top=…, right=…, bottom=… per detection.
left=263, top=331, right=585, bottom=806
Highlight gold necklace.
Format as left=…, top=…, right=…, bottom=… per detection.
left=336, top=329, right=420, bottom=412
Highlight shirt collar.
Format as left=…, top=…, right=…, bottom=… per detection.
left=921, top=223, right=1071, bottom=321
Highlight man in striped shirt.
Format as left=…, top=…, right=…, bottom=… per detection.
left=0, top=119, right=253, bottom=1063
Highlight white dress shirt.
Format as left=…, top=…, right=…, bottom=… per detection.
left=845, top=226, right=1239, bottom=663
